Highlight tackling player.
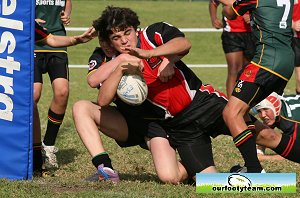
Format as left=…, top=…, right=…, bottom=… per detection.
left=220, top=0, right=296, bottom=172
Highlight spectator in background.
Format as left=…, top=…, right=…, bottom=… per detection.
left=209, top=0, right=255, bottom=97
left=293, top=1, right=300, bottom=94
left=34, top=0, right=72, bottom=173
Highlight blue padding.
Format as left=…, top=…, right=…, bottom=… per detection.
left=0, top=0, right=34, bottom=180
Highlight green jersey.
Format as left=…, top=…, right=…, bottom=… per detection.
left=275, top=94, right=300, bottom=136
left=35, top=0, right=67, bottom=52
left=233, top=0, right=295, bottom=81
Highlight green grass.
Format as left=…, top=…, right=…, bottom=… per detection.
left=2, top=1, right=299, bottom=197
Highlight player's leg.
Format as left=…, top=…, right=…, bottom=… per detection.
left=292, top=37, right=300, bottom=94
left=255, top=121, right=300, bottom=163
left=224, top=51, right=244, bottom=97
left=295, top=67, right=300, bottom=94
left=177, top=141, right=218, bottom=182
left=222, top=80, right=264, bottom=173
left=33, top=52, right=44, bottom=174
left=42, top=53, right=69, bottom=169
left=73, top=100, right=128, bottom=182
left=148, top=137, right=188, bottom=184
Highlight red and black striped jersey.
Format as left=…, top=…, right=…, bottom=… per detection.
left=35, top=21, right=50, bottom=43
left=138, top=22, right=202, bottom=118
left=212, top=0, right=251, bottom=32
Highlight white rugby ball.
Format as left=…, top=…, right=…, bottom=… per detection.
left=228, top=174, right=252, bottom=187
left=117, top=74, right=148, bottom=105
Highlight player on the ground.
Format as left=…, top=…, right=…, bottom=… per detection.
left=255, top=93, right=300, bottom=161
left=209, top=0, right=255, bottom=97
left=90, top=6, right=300, bottom=182
left=220, top=0, right=296, bottom=172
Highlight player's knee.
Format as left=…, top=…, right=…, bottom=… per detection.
left=72, top=100, right=89, bottom=119
left=54, top=86, right=69, bottom=100
left=158, top=174, right=180, bottom=185
left=256, top=129, right=278, bottom=143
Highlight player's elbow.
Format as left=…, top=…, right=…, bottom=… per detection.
left=87, top=77, right=100, bottom=88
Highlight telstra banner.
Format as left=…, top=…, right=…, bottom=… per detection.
left=0, top=0, right=34, bottom=179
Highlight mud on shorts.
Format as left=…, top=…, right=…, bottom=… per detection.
left=221, top=31, right=255, bottom=60
left=34, top=52, right=69, bottom=83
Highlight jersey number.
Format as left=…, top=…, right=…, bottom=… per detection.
left=276, top=0, right=291, bottom=29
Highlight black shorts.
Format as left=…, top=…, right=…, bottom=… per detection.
left=221, top=31, right=255, bottom=60
left=34, top=52, right=69, bottom=83
left=233, top=63, right=287, bottom=107
left=114, top=100, right=167, bottom=149
left=292, top=37, right=300, bottom=67
left=159, top=90, right=230, bottom=147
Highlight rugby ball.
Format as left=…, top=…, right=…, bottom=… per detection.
left=228, top=174, right=252, bottom=187
left=117, top=74, right=148, bottom=105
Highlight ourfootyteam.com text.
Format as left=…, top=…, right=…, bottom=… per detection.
left=212, top=185, right=282, bottom=193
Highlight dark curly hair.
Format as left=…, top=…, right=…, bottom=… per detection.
left=93, top=6, right=140, bottom=42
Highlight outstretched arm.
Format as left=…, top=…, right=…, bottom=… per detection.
left=43, top=27, right=96, bottom=47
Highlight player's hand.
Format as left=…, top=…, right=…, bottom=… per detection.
left=123, top=46, right=153, bottom=59
left=292, top=20, right=300, bottom=32
left=119, top=61, right=144, bottom=76
left=243, top=14, right=251, bottom=24
left=158, top=58, right=175, bottom=83
left=218, top=0, right=234, bottom=5
left=61, top=10, right=71, bottom=26
left=35, top=18, right=47, bottom=30
left=212, top=18, right=223, bottom=29
left=74, top=27, right=96, bottom=44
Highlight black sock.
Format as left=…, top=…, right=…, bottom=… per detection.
left=43, top=109, right=64, bottom=146
left=92, top=152, right=113, bottom=169
left=273, top=133, right=300, bottom=163
left=233, top=129, right=263, bottom=173
left=33, top=143, right=43, bottom=171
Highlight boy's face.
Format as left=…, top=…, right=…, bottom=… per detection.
left=108, top=26, right=138, bottom=54
left=257, top=108, right=276, bottom=126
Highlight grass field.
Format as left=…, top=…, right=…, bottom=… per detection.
left=1, top=1, right=299, bottom=197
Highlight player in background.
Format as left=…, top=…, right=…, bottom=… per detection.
left=34, top=21, right=95, bottom=176
left=209, top=0, right=255, bottom=97
left=34, top=0, right=72, bottom=172
left=293, top=1, right=300, bottom=94
left=220, top=0, right=296, bottom=172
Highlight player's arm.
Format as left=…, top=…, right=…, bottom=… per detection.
left=125, top=37, right=191, bottom=60
left=43, top=27, right=96, bottom=47
left=61, top=0, right=72, bottom=26
left=220, top=0, right=256, bottom=20
left=209, top=0, right=223, bottom=29
left=97, top=61, right=142, bottom=106
left=87, top=53, right=142, bottom=88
